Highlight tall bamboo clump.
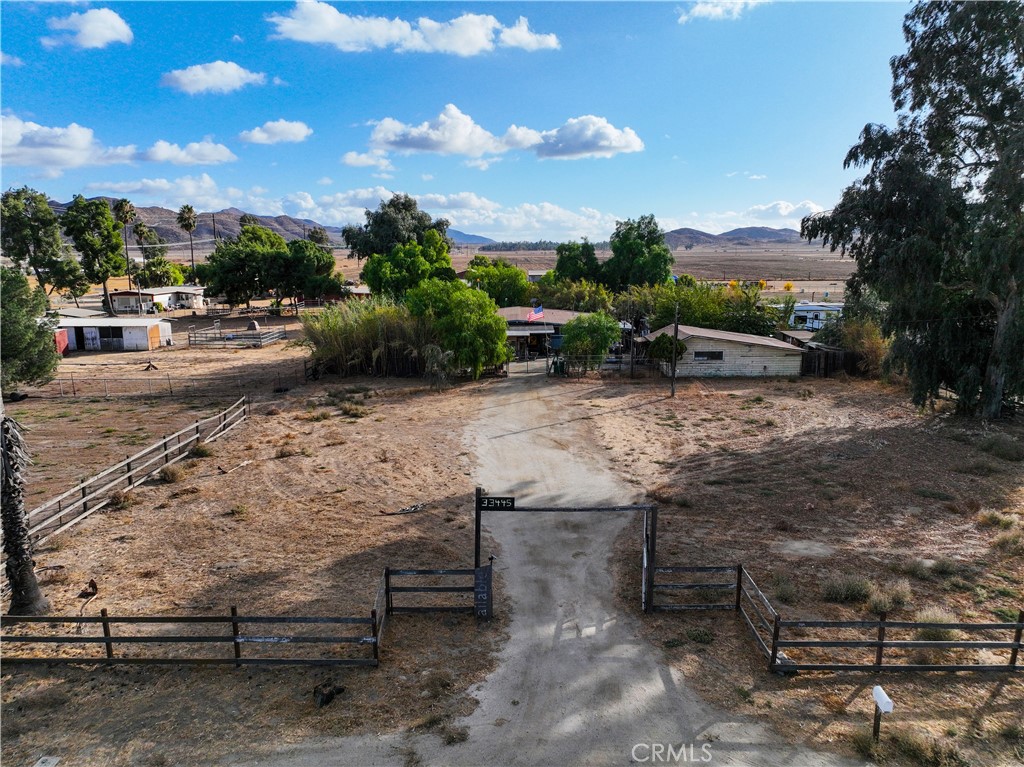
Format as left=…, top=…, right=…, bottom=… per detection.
left=300, top=298, right=435, bottom=377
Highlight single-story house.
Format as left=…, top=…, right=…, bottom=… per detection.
left=644, top=324, right=803, bottom=378
left=789, top=301, right=843, bottom=331
left=526, top=270, right=549, bottom=283
left=498, top=306, right=586, bottom=359
left=108, top=285, right=206, bottom=313
left=58, top=317, right=174, bottom=352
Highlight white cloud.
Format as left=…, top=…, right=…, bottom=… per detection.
left=1, top=51, right=25, bottom=67
left=498, top=17, right=560, bottom=51
left=231, top=34, right=244, bottom=43
left=267, top=2, right=559, bottom=56
left=42, top=8, right=133, bottom=49
left=421, top=174, right=434, bottom=181
left=1, top=113, right=135, bottom=177
left=416, top=192, right=501, bottom=211
left=371, top=104, right=504, bottom=157
left=239, top=119, right=312, bottom=144
left=464, top=157, right=500, bottom=171
left=748, top=174, right=767, bottom=180
left=533, top=115, right=644, bottom=159
left=368, top=104, right=642, bottom=163
left=161, top=61, right=267, bottom=95
left=142, top=139, right=237, bottom=165
left=317, top=176, right=334, bottom=185
left=85, top=173, right=240, bottom=211
left=342, top=150, right=394, bottom=171
left=678, top=1, right=768, bottom=24
left=745, top=200, right=822, bottom=220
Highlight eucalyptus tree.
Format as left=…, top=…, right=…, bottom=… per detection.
left=60, top=195, right=125, bottom=315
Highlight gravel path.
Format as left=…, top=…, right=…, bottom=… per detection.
left=248, top=367, right=862, bottom=766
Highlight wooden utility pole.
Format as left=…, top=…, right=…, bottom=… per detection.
left=669, top=302, right=679, bottom=397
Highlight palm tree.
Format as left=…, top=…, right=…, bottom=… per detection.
left=112, top=198, right=137, bottom=292
left=177, top=204, right=198, bottom=282
left=1, top=402, right=50, bottom=615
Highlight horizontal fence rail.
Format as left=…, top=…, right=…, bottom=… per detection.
left=1, top=607, right=378, bottom=667
left=23, top=397, right=248, bottom=548
left=770, top=611, right=1024, bottom=673
left=26, top=368, right=304, bottom=399
left=384, top=567, right=477, bottom=615
left=188, top=323, right=287, bottom=349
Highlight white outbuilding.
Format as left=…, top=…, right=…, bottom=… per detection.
left=645, top=325, right=804, bottom=378
left=58, top=317, right=174, bottom=352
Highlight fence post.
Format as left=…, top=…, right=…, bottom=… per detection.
left=100, top=608, right=114, bottom=663
left=103, top=379, right=109, bottom=397
left=126, top=455, right=133, bottom=485
left=59, top=378, right=64, bottom=397
left=1011, top=609, right=1023, bottom=669
left=735, top=564, right=743, bottom=612
left=163, top=438, right=170, bottom=464
left=81, top=479, right=88, bottom=514
left=371, top=609, right=379, bottom=663
left=646, top=508, right=658, bottom=613
left=70, top=372, right=76, bottom=397
left=385, top=567, right=392, bottom=615
left=167, top=373, right=173, bottom=395
left=230, top=606, right=242, bottom=668
left=769, top=615, right=781, bottom=671
left=876, top=612, right=887, bottom=668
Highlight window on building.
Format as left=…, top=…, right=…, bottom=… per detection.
left=693, top=350, right=724, bottom=361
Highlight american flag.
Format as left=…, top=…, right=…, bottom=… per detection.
left=527, top=305, right=544, bottom=322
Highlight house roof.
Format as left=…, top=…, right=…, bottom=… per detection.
left=57, top=317, right=171, bottom=328
left=52, top=307, right=106, bottom=318
left=109, top=286, right=205, bottom=297
left=644, top=324, right=801, bottom=352
left=792, top=302, right=844, bottom=312
left=498, top=306, right=585, bottom=325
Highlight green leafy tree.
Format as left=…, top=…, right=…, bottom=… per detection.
left=204, top=224, right=286, bottom=306
left=601, top=215, right=673, bottom=291
left=802, top=1, right=1024, bottom=417
left=467, top=258, right=532, bottom=307
left=308, top=225, right=331, bottom=250
left=60, top=195, right=125, bottom=315
left=648, top=333, right=687, bottom=362
left=1, top=267, right=60, bottom=394
left=343, top=193, right=450, bottom=265
left=132, top=221, right=169, bottom=262
left=1, top=187, right=70, bottom=299
left=263, top=239, right=338, bottom=304
left=534, top=279, right=613, bottom=313
left=554, top=239, right=600, bottom=283
left=176, top=204, right=198, bottom=278
left=361, top=228, right=454, bottom=298
left=560, top=312, right=621, bottom=371
left=135, top=257, right=185, bottom=289
left=406, top=278, right=512, bottom=378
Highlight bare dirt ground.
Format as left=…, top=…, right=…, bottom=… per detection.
left=1, top=361, right=508, bottom=767
left=4, top=345, right=1021, bottom=766
left=581, top=375, right=1023, bottom=765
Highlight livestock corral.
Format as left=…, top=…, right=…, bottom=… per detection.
left=2, top=338, right=1022, bottom=766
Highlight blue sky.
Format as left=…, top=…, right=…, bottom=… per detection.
left=1, top=1, right=909, bottom=240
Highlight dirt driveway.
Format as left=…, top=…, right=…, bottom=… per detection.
left=244, top=366, right=860, bottom=767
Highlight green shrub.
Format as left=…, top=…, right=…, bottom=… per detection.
left=914, top=607, right=957, bottom=642
left=772, top=575, right=798, bottom=605
left=993, top=532, right=1024, bottom=556
left=158, top=464, right=185, bottom=483
left=931, top=557, right=959, bottom=576
left=685, top=627, right=715, bottom=645
left=108, top=489, right=135, bottom=509
left=978, top=433, right=1024, bottom=462
left=978, top=511, right=1017, bottom=529
left=822, top=575, right=873, bottom=603
left=188, top=443, right=213, bottom=458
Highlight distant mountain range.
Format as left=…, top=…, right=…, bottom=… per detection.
left=56, top=198, right=495, bottom=248
left=663, top=226, right=806, bottom=249
left=55, top=198, right=798, bottom=250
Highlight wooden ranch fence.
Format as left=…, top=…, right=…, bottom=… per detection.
left=23, top=396, right=248, bottom=547
left=28, top=369, right=305, bottom=399
left=1, top=608, right=379, bottom=667
left=188, top=321, right=287, bottom=348
left=383, top=567, right=477, bottom=615
left=770, top=611, right=1024, bottom=673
